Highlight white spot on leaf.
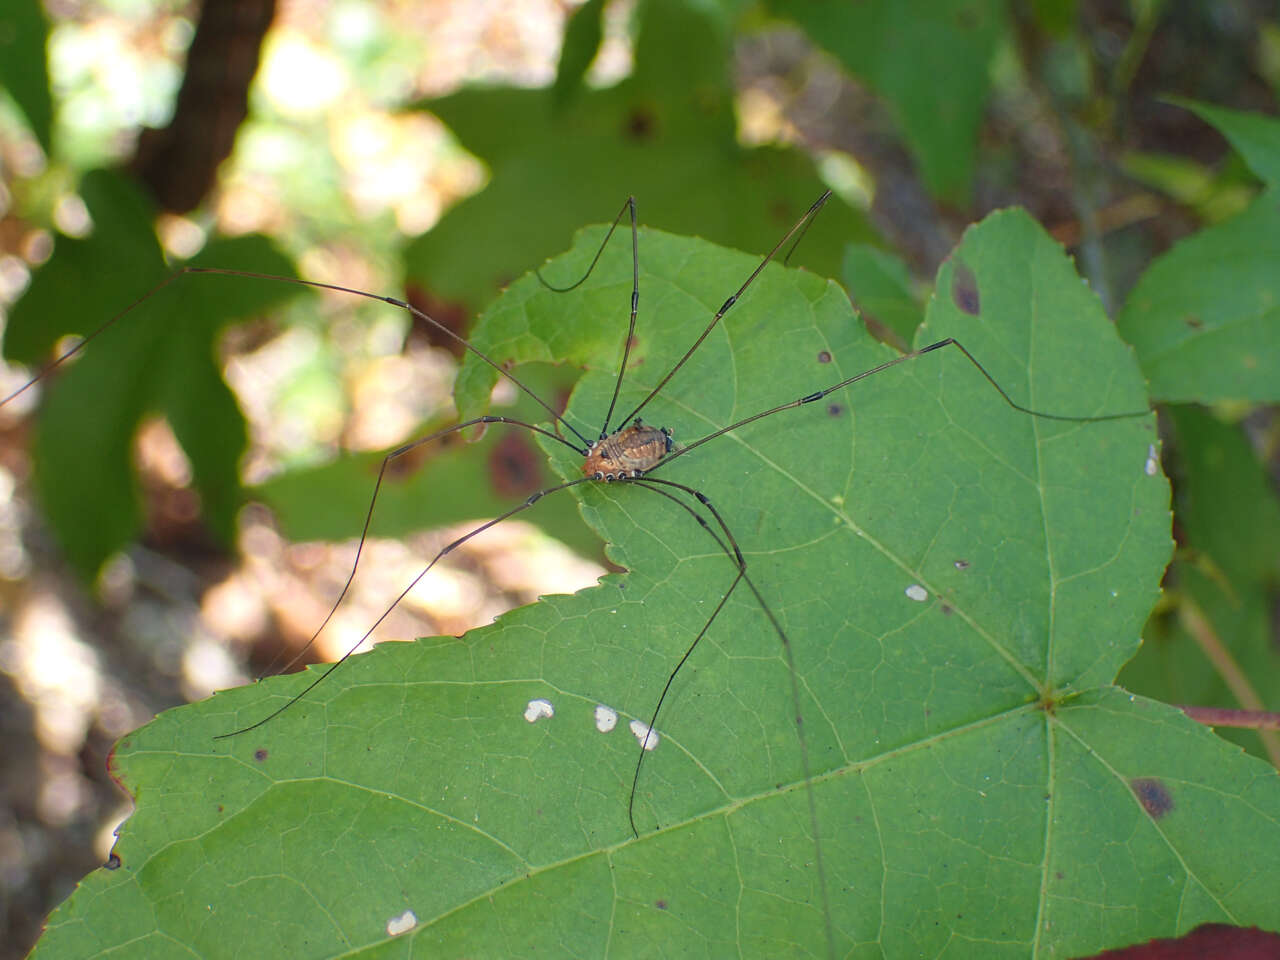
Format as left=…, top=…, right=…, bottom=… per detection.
left=386, top=909, right=417, bottom=936
left=1145, top=444, right=1159, bottom=476
left=524, top=698, right=554, bottom=723
left=594, top=704, right=618, bottom=733
left=629, top=719, right=659, bottom=751
left=905, top=584, right=928, bottom=602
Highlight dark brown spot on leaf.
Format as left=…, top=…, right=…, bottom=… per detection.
left=817, top=350, right=832, bottom=363
left=625, top=106, right=657, bottom=140
left=654, top=899, right=668, bottom=910
left=104, top=853, right=122, bottom=870
left=954, top=559, right=970, bottom=570
left=1131, top=777, right=1173, bottom=818
left=827, top=403, right=844, bottom=417
left=383, top=441, right=433, bottom=482
left=254, top=749, right=268, bottom=762
left=951, top=261, right=980, bottom=315
left=489, top=431, right=543, bottom=498
left=404, top=284, right=472, bottom=359
left=1184, top=315, right=1203, bottom=329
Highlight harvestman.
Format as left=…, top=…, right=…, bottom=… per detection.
left=3, top=193, right=1149, bottom=956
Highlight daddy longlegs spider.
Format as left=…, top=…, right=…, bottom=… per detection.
left=4, top=193, right=1157, bottom=957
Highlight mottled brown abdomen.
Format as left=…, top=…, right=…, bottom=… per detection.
left=582, top=420, right=673, bottom=480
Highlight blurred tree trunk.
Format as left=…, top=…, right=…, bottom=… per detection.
left=130, top=0, right=276, bottom=213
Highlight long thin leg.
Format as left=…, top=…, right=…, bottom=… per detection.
left=619, top=480, right=741, bottom=838
left=781, top=196, right=824, bottom=267
left=3, top=267, right=596, bottom=449
left=261, top=415, right=585, bottom=681
left=215, top=473, right=594, bottom=738
left=618, top=190, right=833, bottom=428
left=662, top=336, right=1151, bottom=469
left=528, top=192, right=835, bottom=439
left=2, top=270, right=185, bottom=407
left=626, top=476, right=836, bottom=960
left=535, top=196, right=641, bottom=440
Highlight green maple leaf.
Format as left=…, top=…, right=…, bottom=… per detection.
left=33, top=211, right=1280, bottom=960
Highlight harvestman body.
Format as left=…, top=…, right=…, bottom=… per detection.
left=582, top=420, right=673, bottom=479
